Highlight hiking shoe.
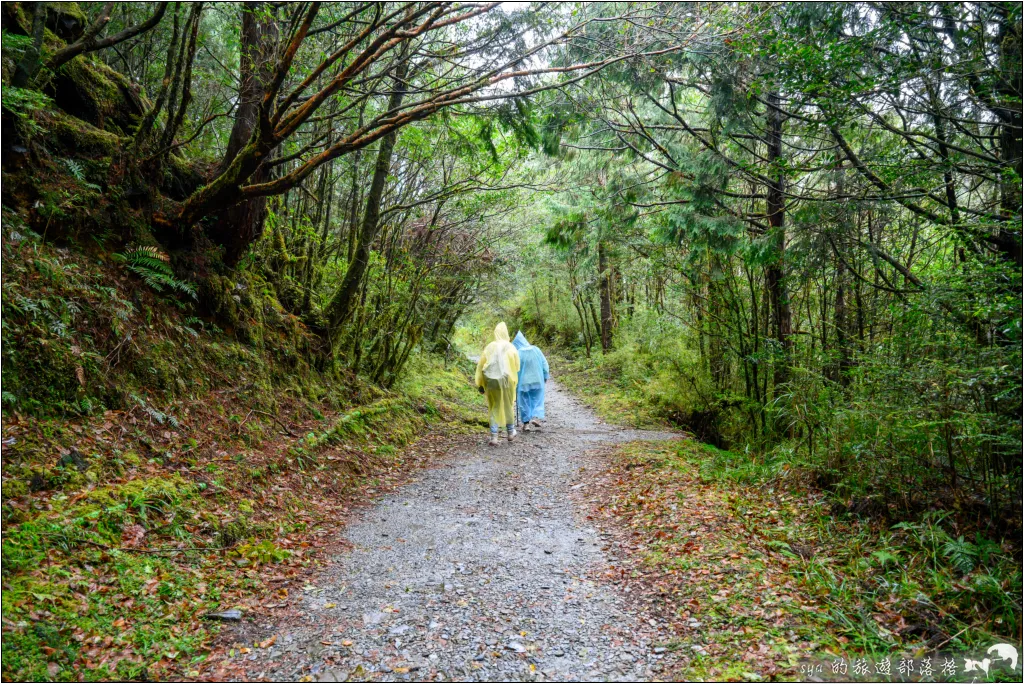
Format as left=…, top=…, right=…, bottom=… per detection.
left=488, top=435, right=500, bottom=446
left=530, top=419, right=543, bottom=429
left=507, top=428, right=517, bottom=442
left=523, top=423, right=532, bottom=432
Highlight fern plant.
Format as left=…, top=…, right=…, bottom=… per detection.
left=114, top=246, right=196, bottom=299
left=2, top=85, right=52, bottom=136
left=61, top=158, right=101, bottom=191
left=129, top=393, right=181, bottom=428
left=62, top=158, right=85, bottom=181
left=942, top=536, right=979, bottom=574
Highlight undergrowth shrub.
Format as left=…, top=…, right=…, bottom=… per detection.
left=671, top=443, right=1021, bottom=645
left=0, top=211, right=343, bottom=418
left=548, top=288, right=1021, bottom=529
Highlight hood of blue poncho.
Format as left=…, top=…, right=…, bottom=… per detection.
left=512, top=331, right=530, bottom=350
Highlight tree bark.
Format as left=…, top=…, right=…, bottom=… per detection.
left=11, top=2, right=46, bottom=88
left=598, top=240, right=613, bottom=352
left=996, top=7, right=1023, bottom=266
left=764, top=90, right=791, bottom=389
left=158, top=3, right=202, bottom=154
left=207, top=2, right=279, bottom=265
left=324, top=60, right=408, bottom=344
left=832, top=258, right=850, bottom=385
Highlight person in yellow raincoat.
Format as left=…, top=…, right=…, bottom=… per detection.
left=475, top=322, right=520, bottom=445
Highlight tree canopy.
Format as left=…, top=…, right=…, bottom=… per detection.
left=3, top=0, right=1019, bottom=495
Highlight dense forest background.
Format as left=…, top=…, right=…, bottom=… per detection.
left=1, top=2, right=1020, bottom=681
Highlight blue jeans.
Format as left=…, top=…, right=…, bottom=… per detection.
left=490, top=424, right=514, bottom=434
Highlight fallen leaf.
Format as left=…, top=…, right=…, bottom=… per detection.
left=121, top=524, right=147, bottom=548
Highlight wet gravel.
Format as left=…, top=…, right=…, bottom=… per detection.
left=225, top=381, right=680, bottom=682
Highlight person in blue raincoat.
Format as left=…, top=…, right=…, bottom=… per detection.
left=512, top=331, right=549, bottom=431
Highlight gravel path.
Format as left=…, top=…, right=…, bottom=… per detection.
left=223, top=381, right=681, bottom=682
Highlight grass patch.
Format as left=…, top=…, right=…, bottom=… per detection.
left=580, top=440, right=1022, bottom=681
left=1, top=355, right=484, bottom=681
left=550, top=353, right=667, bottom=429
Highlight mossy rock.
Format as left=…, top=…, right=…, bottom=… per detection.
left=45, top=2, right=89, bottom=41
left=162, top=153, right=206, bottom=201
left=43, top=109, right=121, bottom=158
left=0, top=3, right=30, bottom=34
left=46, top=57, right=145, bottom=135
left=3, top=3, right=146, bottom=134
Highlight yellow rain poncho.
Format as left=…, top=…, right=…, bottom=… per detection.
left=475, top=322, right=520, bottom=429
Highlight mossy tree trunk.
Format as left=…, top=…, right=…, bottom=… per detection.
left=206, top=2, right=279, bottom=266
left=598, top=240, right=613, bottom=352
left=764, top=90, right=791, bottom=391
left=11, top=2, right=46, bottom=88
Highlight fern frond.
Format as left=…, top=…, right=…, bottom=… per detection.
left=942, top=536, right=978, bottom=574
left=62, top=158, right=86, bottom=182
left=115, top=247, right=196, bottom=299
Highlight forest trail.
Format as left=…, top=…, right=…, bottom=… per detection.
left=209, top=381, right=681, bottom=682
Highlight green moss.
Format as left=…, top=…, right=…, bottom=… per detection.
left=2, top=229, right=327, bottom=419
left=288, top=397, right=420, bottom=461
left=2, top=541, right=220, bottom=682
left=44, top=109, right=122, bottom=158
left=3, top=474, right=194, bottom=575
left=58, top=57, right=123, bottom=119
left=77, top=58, right=145, bottom=133
left=45, top=2, right=89, bottom=40
left=52, top=474, right=195, bottom=526
left=133, top=338, right=182, bottom=393
left=1, top=479, right=30, bottom=499
left=2, top=337, right=93, bottom=415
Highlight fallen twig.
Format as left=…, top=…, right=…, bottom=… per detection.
left=253, top=409, right=300, bottom=437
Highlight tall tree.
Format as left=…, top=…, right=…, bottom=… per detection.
left=209, top=2, right=279, bottom=264
left=324, top=58, right=408, bottom=344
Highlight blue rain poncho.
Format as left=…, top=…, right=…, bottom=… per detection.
left=512, top=331, right=549, bottom=423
